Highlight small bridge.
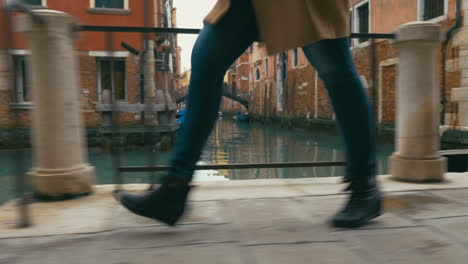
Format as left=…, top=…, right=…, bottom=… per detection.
left=176, top=90, right=249, bottom=109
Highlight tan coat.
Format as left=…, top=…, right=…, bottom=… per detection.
left=204, top=0, right=351, bottom=54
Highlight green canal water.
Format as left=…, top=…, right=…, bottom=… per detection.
left=0, top=118, right=395, bottom=205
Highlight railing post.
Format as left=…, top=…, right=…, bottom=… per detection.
left=16, top=10, right=96, bottom=198
left=390, top=22, right=447, bottom=182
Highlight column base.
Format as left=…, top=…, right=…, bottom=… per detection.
left=390, top=154, right=447, bottom=183
left=28, top=164, right=96, bottom=198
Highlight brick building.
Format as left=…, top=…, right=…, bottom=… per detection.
left=221, top=52, right=251, bottom=112
left=0, top=0, right=180, bottom=128
left=223, top=0, right=468, bottom=131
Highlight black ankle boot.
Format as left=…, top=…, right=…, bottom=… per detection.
left=331, top=178, right=382, bottom=228
left=114, top=175, right=191, bottom=226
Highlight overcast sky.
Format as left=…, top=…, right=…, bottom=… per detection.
left=173, top=0, right=217, bottom=72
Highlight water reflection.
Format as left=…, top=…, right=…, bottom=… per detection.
left=201, top=119, right=393, bottom=180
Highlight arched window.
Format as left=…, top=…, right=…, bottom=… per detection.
left=255, top=67, right=261, bottom=81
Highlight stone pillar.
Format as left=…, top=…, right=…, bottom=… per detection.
left=390, top=22, right=447, bottom=182
left=16, top=10, right=95, bottom=197
left=143, top=40, right=158, bottom=125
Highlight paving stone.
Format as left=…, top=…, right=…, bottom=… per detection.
left=226, top=198, right=338, bottom=244
left=0, top=255, right=21, bottom=264
left=181, top=201, right=228, bottom=224
left=287, top=183, right=345, bottom=196
left=104, top=224, right=237, bottom=250
left=5, top=242, right=244, bottom=264
left=190, top=185, right=302, bottom=201
left=340, top=227, right=468, bottom=264
left=423, top=216, right=468, bottom=245
left=383, top=192, right=468, bottom=220
left=0, top=234, right=106, bottom=264
left=428, top=189, right=468, bottom=205
left=109, top=205, right=163, bottom=229
left=104, top=244, right=246, bottom=264
left=295, top=195, right=349, bottom=225
left=110, top=201, right=227, bottom=230
left=0, top=193, right=116, bottom=238
left=248, top=243, right=367, bottom=264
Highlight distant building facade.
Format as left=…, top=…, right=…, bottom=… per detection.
left=221, top=0, right=468, bottom=130
left=0, top=0, right=180, bottom=127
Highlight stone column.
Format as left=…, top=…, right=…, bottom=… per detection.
left=390, top=22, right=447, bottom=182
left=143, top=40, right=158, bottom=125
left=16, top=10, right=95, bottom=197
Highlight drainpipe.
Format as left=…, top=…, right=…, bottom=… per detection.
left=441, top=0, right=462, bottom=125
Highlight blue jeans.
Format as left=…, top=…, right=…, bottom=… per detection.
left=170, top=0, right=376, bottom=182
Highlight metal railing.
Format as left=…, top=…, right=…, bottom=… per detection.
left=76, top=28, right=393, bottom=175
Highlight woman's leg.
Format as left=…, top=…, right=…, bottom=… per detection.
left=169, top=0, right=259, bottom=181
left=116, top=0, right=259, bottom=226
left=302, top=38, right=377, bottom=183
left=302, top=38, right=381, bottom=228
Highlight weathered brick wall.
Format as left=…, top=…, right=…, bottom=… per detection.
left=221, top=53, right=253, bottom=113
left=247, top=0, right=463, bottom=126
left=78, top=52, right=141, bottom=127
left=285, top=65, right=314, bottom=118
left=246, top=29, right=461, bottom=125
left=0, top=53, right=31, bottom=128
left=237, top=54, right=251, bottom=96
left=78, top=52, right=99, bottom=128
left=0, top=52, right=12, bottom=127
left=0, top=52, right=144, bottom=128
left=380, top=63, right=396, bottom=123
left=249, top=49, right=332, bottom=120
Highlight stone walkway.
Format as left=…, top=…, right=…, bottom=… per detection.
left=1, top=173, right=468, bottom=264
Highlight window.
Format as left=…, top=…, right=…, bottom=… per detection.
left=97, top=58, right=126, bottom=101
left=13, top=56, right=31, bottom=103
left=24, top=0, right=44, bottom=5
left=265, top=58, right=269, bottom=78
left=281, top=52, right=288, bottom=80
left=89, top=0, right=129, bottom=14
left=95, top=0, right=124, bottom=9
left=293, top=49, right=299, bottom=68
left=156, top=52, right=170, bottom=72
left=422, top=0, right=445, bottom=20
left=356, top=2, right=369, bottom=43
left=255, top=67, right=261, bottom=81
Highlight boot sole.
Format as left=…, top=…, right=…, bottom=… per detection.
left=331, top=210, right=382, bottom=229
left=119, top=192, right=182, bottom=227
